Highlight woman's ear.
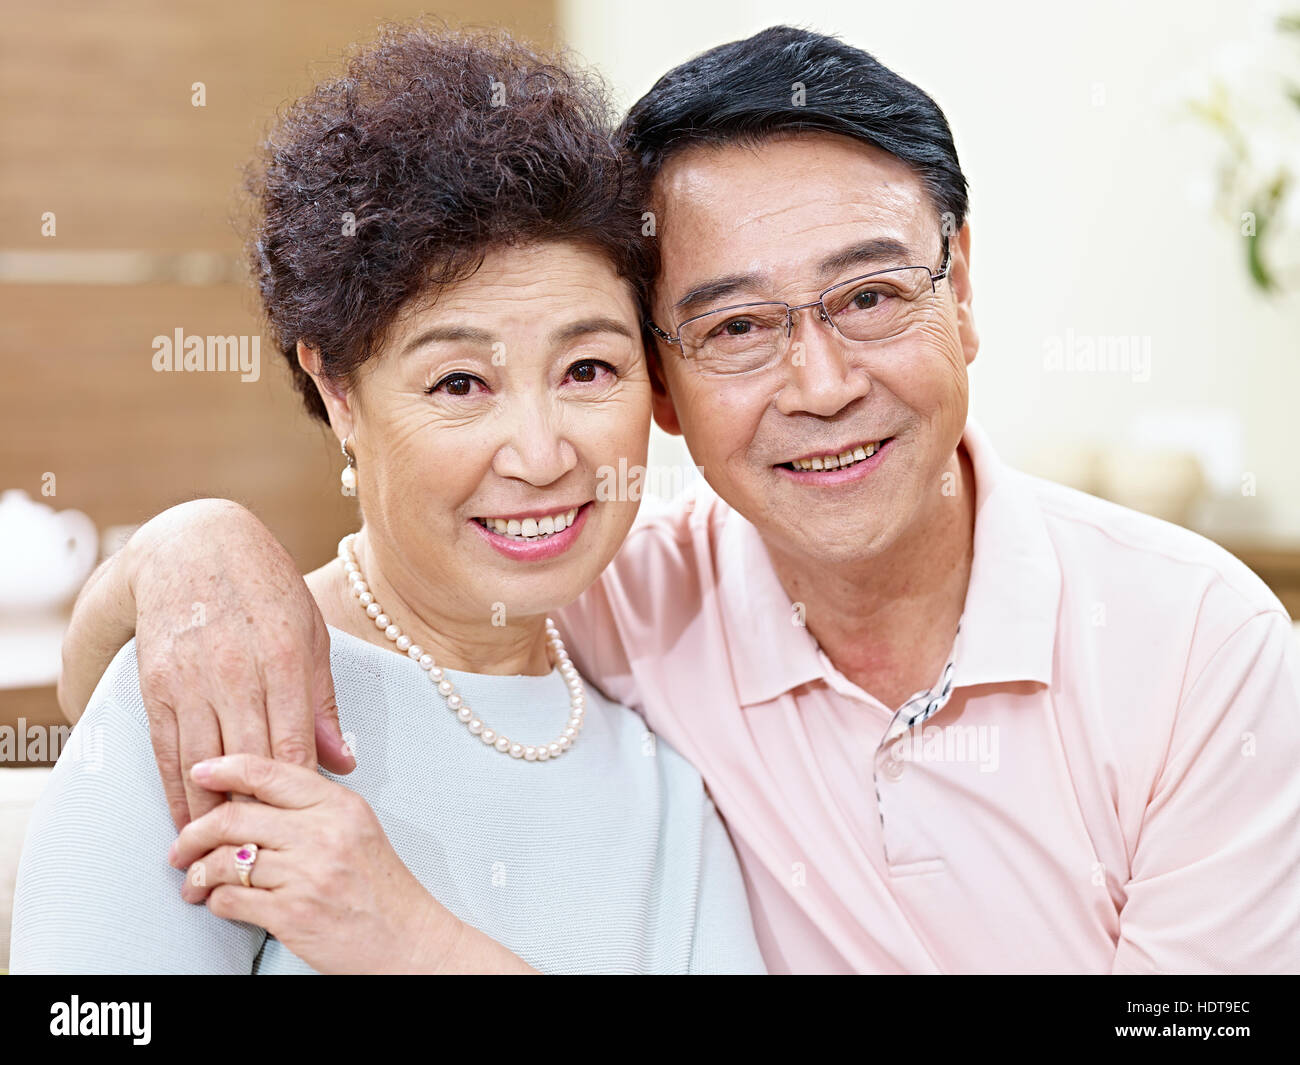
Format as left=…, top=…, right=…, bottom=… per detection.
left=297, top=340, right=356, bottom=445
left=646, top=345, right=683, bottom=437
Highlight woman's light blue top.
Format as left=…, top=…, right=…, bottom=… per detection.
left=10, top=626, right=765, bottom=974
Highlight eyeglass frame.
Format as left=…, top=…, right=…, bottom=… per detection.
left=646, top=233, right=952, bottom=364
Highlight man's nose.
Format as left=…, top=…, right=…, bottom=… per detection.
left=774, top=306, right=872, bottom=418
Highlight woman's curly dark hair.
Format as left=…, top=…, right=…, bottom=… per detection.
left=246, top=23, right=652, bottom=423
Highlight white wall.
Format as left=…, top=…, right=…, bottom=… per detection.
left=560, top=0, right=1300, bottom=541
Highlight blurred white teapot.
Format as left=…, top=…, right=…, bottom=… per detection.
left=0, top=489, right=99, bottom=613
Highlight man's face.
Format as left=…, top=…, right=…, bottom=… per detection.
left=648, top=131, right=979, bottom=566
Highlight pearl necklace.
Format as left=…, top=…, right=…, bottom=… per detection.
left=337, top=534, right=584, bottom=762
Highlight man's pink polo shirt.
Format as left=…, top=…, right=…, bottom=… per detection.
left=558, top=421, right=1300, bottom=974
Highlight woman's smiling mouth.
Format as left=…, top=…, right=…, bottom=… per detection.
left=470, top=502, right=593, bottom=561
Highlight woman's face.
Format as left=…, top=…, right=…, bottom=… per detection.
left=318, top=241, right=651, bottom=628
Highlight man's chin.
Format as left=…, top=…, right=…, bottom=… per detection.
left=760, top=512, right=900, bottom=570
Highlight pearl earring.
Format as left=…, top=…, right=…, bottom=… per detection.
left=340, top=437, right=357, bottom=495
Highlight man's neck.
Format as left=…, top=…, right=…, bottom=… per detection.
left=766, top=444, right=976, bottom=710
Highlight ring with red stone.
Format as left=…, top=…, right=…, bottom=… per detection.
left=234, top=844, right=259, bottom=887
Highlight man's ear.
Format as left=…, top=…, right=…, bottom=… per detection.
left=948, top=223, right=979, bottom=367
left=297, top=340, right=356, bottom=445
left=645, top=343, right=684, bottom=437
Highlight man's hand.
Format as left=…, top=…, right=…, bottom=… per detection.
left=59, top=499, right=354, bottom=830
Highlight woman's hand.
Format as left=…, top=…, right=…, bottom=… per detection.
left=170, top=754, right=536, bottom=974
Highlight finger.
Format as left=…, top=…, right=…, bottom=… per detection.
left=206, top=883, right=280, bottom=931
left=262, top=646, right=320, bottom=772
left=314, top=656, right=356, bottom=774
left=190, top=752, right=328, bottom=808
left=214, top=682, right=273, bottom=764
left=142, top=699, right=190, bottom=832
left=170, top=795, right=293, bottom=867
left=181, top=844, right=287, bottom=903
left=175, top=701, right=226, bottom=826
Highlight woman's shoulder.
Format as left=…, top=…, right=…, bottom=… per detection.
left=581, top=680, right=708, bottom=795
left=79, top=637, right=152, bottom=734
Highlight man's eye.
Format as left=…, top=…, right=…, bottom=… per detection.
left=709, top=317, right=767, bottom=339
left=567, top=359, right=614, bottom=383
left=428, top=372, right=482, bottom=396
left=851, top=289, right=883, bottom=310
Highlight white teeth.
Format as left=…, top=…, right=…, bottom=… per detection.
left=790, top=440, right=884, bottom=472
left=479, top=507, right=581, bottom=540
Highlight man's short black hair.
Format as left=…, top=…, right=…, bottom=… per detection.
left=620, top=25, right=969, bottom=233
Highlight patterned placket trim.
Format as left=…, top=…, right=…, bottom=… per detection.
left=873, top=626, right=960, bottom=865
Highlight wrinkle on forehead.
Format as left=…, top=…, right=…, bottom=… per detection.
left=654, top=143, right=938, bottom=306
left=656, top=132, right=928, bottom=217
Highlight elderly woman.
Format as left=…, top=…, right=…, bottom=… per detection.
left=10, top=26, right=764, bottom=975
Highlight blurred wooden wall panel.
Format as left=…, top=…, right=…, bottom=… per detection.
left=0, top=283, right=353, bottom=567
left=0, top=0, right=559, bottom=570
left=0, top=1, right=559, bottom=251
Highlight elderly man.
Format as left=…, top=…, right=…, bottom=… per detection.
left=59, top=26, right=1300, bottom=973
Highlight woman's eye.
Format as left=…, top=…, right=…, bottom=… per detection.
left=428, top=372, right=482, bottom=396
left=567, top=359, right=615, bottom=383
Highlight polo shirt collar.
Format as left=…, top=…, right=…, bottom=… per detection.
left=716, top=497, right=827, bottom=707
left=953, top=420, right=1060, bottom=689
left=715, top=419, right=1061, bottom=707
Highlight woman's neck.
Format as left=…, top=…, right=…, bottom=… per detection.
left=305, top=531, right=553, bottom=677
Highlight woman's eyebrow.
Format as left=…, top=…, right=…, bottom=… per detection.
left=550, top=316, right=636, bottom=343
left=400, top=325, right=495, bottom=356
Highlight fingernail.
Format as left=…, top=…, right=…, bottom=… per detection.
left=167, top=840, right=178, bottom=864
left=190, top=759, right=217, bottom=781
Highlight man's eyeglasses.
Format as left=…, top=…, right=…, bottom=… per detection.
left=647, top=237, right=951, bottom=378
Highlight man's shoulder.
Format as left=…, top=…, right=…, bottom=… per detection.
left=1023, top=470, right=1287, bottom=626
left=600, top=482, right=731, bottom=595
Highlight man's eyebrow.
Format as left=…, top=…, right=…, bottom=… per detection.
left=671, top=238, right=921, bottom=318
left=817, top=237, right=919, bottom=278
left=674, top=274, right=765, bottom=315
left=550, top=316, right=636, bottom=344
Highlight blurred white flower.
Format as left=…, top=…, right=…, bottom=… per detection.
left=1181, top=2, right=1300, bottom=291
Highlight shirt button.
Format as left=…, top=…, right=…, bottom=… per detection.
left=880, top=754, right=905, bottom=781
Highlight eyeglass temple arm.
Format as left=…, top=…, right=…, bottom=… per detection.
left=645, top=320, right=680, bottom=345
left=933, top=233, right=952, bottom=283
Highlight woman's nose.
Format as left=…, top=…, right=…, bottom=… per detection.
left=491, top=401, right=579, bottom=487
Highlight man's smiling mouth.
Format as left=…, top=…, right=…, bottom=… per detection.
left=778, top=437, right=893, bottom=472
